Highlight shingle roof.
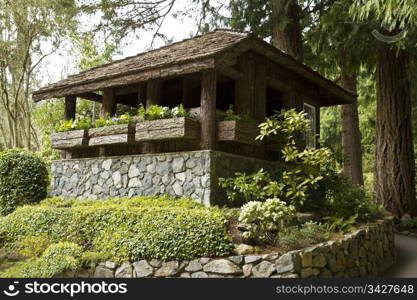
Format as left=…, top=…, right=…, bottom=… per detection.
left=33, top=29, right=355, bottom=105
left=33, top=30, right=249, bottom=101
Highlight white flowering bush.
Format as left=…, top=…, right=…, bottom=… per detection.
left=239, top=198, right=296, bottom=243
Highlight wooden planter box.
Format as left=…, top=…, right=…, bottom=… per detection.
left=88, top=124, right=135, bottom=147
left=135, top=117, right=200, bottom=142
left=51, top=130, right=88, bottom=150
left=217, top=120, right=260, bottom=145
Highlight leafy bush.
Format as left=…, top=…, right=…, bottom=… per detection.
left=319, top=170, right=382, bottom=219
left=278, top=221, right=331, bottom=251
left=1, top=243, right=82, bottom=278
left=0, top=150, right=49, bottom=215
left=239, top=198, right=296, bottom=244
left=56, top=117, right=92, bottom=132
left=220, top=109, right=331, bottom=209
left=219, top=169, right=274, bottom=204
left=325, top=215, right=358, bottom=234
left=0, top=196, right=233, bottom=264
left=138, top=104, right=190, bottom=121
left=94, top=113, right=133, bottom=127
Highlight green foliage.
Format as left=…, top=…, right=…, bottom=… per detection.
left=278, top=221, right=331, bottom=251
left=219, top=169, right=273, bottom=204
left=399, top=216, right=417, bottom=229
left=0, top=150, right=49, bottom=215
left=138, top=104, right=190, bottom=121
left=221, top=109, right=332, bottom=209
left=238, top=198, right=296, bottom=244
left=319, top=170, right=382, bottom=219
left=0, top=196, right=233, bottom=265
left=94, top=113, right=133, bottom=128
left=224, top=105, right=255, bottom=124
left=56, top=117, right=92, bottom=132
left=1, top=242, right=82, bottom=278
left=325, top=215, right=358, bottom=234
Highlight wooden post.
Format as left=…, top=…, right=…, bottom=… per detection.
left=234, top=54, right=256, bottom=117
left=254, top=63, right=266, bottom=122
left=182, top=76, right=193, bottom=108
left=200, top=69, right=217, bottom=150
left=62, top=96, right=77, bottom=159
left=144, top=79, right=162, bottom=153
left=64, top=95, right=76, bottom=121
left=146, top=79, right=162, bottom=107
left=138, top=83, right=147, bottom=107
left=101, top=88, right=116, bottom=117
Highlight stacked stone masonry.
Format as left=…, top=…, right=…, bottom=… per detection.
left=60, top=218, right=394, bottom=278
left=51, top=150, right=279, bottom=205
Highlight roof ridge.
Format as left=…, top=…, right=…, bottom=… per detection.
left=73, top=30, right=249, bottom=77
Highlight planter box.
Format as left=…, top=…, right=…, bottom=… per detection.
left=88, top=124, right=135, bottom=147
left=217, top=120, right=260, bottom=144
left=51, top=130, right=88, bottom=150
left=135, top=117, right=200, bottom=142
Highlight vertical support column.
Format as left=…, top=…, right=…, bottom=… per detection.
left=138, top=83, right=147, bottom=107
left=101, top=88, right=116, bottom=117
left=64, top=95, right=76, bottom=121
left=146, top=79, right=162, bottom=107
left=182, top=76, right=193, bottom=108
left=143, top=79, right=162, bottom=153
left=234, top=54, right=256, bottom=117
left=200, top=69, right=217, bottom=150
left=254, top=63, right=267, bottom=122
left=62, top=95, right=77, bottom=159
left=99, top=88, right=116, bottom=157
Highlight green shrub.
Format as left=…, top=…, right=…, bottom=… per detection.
left=0, top=197, right=233, bottom=263
left=0, top=150, right=49, bottom=215
left=319, top=170, right=382, bottom=219
left=224, top=105, right=255, bottom=124
left=56, top=117, right=92, bottom=132
left=1, top=242, right=82, bottom=278
left=239, top=198, right=296, bottom=244
left=220, top=109, right=331, bottom=209
left=278, top=221, right=331, bottom=251
left=399, top=216, right=417, bottom=229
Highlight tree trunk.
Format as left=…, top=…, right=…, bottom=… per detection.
left=271, top=0, right=304, bottom=62
left=375, top=43, right=416, bottom=217
left=340, top=56, right=364, bottom=186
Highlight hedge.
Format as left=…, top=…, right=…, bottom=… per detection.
left=0, top=196, right=233, bottom=266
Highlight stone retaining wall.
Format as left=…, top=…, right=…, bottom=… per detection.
left=51, top=150, right=279, bottom=205
left=63, top=217, right=394, bottom=278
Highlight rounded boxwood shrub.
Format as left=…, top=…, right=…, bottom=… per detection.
left=0, top=149, right=49, bottom=215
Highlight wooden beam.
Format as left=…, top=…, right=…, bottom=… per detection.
left=64, top=96, right=76, bottom=121
left=101, top=88, right=116, bottom=117
left=76, top=92, right=102, bottom=103
left=200, top=69, right=217, bottom=150
left=182, top=76, right=193, bottom=108
left=219, top=67, right=244, bottom=81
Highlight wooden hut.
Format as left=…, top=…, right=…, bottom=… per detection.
left=33, top=30, right=355, bottom=204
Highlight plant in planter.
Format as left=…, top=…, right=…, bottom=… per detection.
left=218, top=105, right=259, bottom=144
left=94, top=113, right=133, bottom=128
left=52, top=117, right=91, bottom=149
left=56, top=117, right=92, bottom=133
left=135, top=104, right=199, bottom=142
left=89, top=114, right=136, bottom=147
left=138, top=104, right=190, bottom=121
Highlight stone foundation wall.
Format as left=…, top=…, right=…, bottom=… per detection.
left=51, top=150, right=279, bottom=205
left=62, top=218, right=394, bottom=278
